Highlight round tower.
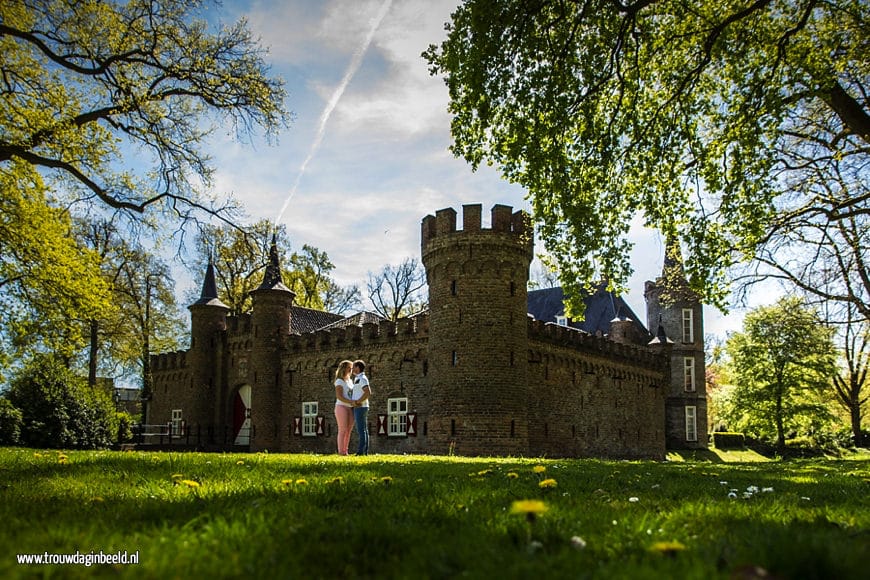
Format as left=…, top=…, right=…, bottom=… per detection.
left=186, top=262, right=230, bottom=432
left=644, top=238, right=707, bottom=449
left=249, top=236, right=295, bottom=452
left=421, top=203, right=533, bottom=456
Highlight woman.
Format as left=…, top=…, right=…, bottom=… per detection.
left=333, top=359, right=356, bottom=455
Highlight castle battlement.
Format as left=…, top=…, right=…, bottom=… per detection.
left=528, top=319, right=663, bottom=368
left=152, top=350, right=187, bottom=371
left=285, top=313, right=430, bottom=352
left=421, top=204, right=532, bottom=257
left=227, top=313, right=252, bottom=337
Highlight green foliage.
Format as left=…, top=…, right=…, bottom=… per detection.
left=194, top=221, right=360, bottom=315
left=1, top=0, right=286, bottom=369
left=0, top=398, right=23, bottom=445
left=723, top=297, right=837, bottom=450
left=424, top=0, right=869, bottom=316
left=0, top=450, right=867, bottom=578
left=0, top=160, right=112, bottom=363
left=0, top=0, right=287, bottom=217
left=712, top=432, right=745, bottom=449
left=6, top=356, right=118, bottom=449
left=115, top=412, right=134, bottom=443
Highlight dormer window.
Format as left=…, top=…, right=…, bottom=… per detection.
left=556, top=315, right=568, bottom=327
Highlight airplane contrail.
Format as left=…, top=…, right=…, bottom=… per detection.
left=274, top=0, right=393, bottom=227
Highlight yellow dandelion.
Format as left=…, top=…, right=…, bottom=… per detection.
left=533, top=465, right=546, bottom=474
left=477, top=469, right=494, bottom=477
left=33, top=453, right=42, bottom=458
left=506, top=472, right=519, bottom=479
left=510, top=500, right=548, bottom=523
left=539, top=478, right=558, bottom=489
left=649, top=541, right=687, bottom=557
left=236, top=460, right=245, bottom=465
left=295, top=479, right=308, bottom=485
left=171, top=473, right=184, bottom=479
left=281, top=479, right=294, bottom=486
left=327, top=476, right=345, bottom=485
left=180, top=479, right=200, bottom=488
left=381, top=476, right=393, bottom=484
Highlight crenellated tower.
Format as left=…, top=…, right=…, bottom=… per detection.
left=421, top=203, right=534, bottom=455
left=249, top=236, right=295, bottom=451
left=186, top=262, right=230, bottom=430
left=644, top=238, right=708, bottom=449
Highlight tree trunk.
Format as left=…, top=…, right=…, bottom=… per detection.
left=88, top=319, right=99, bottom=388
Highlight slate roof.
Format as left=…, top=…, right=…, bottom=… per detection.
left=290, top=306, right=344, bottom=335
left=527, top=285, right=650, bottom=338
left=315, top=311, right=388, bottom=332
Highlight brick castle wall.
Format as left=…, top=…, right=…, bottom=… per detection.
left=149, top=203, right=694, bottom=458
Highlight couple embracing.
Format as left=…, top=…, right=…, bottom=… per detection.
left=334, top=359, right=371, bottom=456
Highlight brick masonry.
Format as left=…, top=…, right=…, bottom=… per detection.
left=149, top=203, right=708, bottom=458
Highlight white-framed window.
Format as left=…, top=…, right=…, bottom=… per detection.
left=683, top=357, right=696, bottom=392
left=171, top=409, right=182, bottom=436
left=302, top=402, right=318, bottom=437
left=556, top=315, right=568, bottom=327
left=682, top=309, right=694, bottom=343
left=388, top=397, right=408, bottom=436
left=685, top=406, right=698, bottom=442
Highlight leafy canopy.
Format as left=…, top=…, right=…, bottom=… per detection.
left=425, top=0, right=869, bottom=315
left=723, top=296, right=837, bottom=448
left=0, top=0, right=288, bottom=220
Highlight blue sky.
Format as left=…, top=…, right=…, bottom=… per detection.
left=191, top=0, right=761, bottom=339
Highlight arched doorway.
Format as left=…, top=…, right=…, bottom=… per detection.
left=233, top=385, right=251, bottom=446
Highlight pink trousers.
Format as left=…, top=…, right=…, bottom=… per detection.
left=334, top=405, right=355, bottom=455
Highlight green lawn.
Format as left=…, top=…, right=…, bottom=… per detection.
left=1, top=448, right=868, bottom=578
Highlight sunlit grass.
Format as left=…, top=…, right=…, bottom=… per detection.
left=1, top=447, right=868, bottom=578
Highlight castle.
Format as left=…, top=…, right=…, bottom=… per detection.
left=147, top=203, right=708, bottom=458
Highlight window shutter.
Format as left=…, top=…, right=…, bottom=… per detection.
left=407, top=413, right=418, bottom=437
left=293, top=417, right=301, bottom=436
left=377, top=414, right=387, bottom=436
left=316, top=416, right=325, bottom=436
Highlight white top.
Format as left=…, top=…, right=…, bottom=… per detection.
left=334, top=378, right=353, bottom=407
left=350, top=373, right=371, bottom=408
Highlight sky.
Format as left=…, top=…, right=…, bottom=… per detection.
left=190, top=0, right=764, bottom=340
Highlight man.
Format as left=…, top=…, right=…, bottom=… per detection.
left=350, top=360, right=371, bottom=455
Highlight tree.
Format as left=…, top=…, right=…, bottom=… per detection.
left=0, top=161, right=111, bottom=369
left=111, top=250, right=184, bottom=414
left=724, top=297, right=837, bottom=451
left=831, top=309, right=868, bottom=443
left=7, top=354, right=119, bottom=449
left=73, top=219, right=183, bottom=394
left=1, top=0, right=287, bottom=223
left=1, top=1, right=288, bottom=366
left=366, top=258, right=427, bottom=322
left=322, top=279, right=362, bottom=316
left=0, top=398, right=23, bottom=445
left=194, top=221, right=359, bottom=314
left=424, top=0, right=869, bottom=315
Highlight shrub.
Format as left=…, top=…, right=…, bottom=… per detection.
left=0, top=398, right=23, bottom=445
left=116, top=412, right=134, bottom=443
left=7, top=356, right=117, bottom=449
left=712, top=432, right=745, bottom=449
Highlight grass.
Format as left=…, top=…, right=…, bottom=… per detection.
left=1, top=448, right=868, bottom=579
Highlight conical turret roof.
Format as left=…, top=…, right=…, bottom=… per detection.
left=255, top=234, right=293, bottom=293
left=192, top=261, right=229, bottom=308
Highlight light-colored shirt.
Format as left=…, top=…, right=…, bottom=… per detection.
left=335, top=378, right=353, bottom=407
left=351, top=373, right=371, bottom=408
